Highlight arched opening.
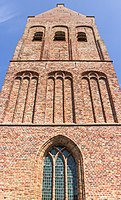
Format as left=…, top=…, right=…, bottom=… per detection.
left=49, top=26, right=70, bottom=60
left=33, top=31, right=43, bottom=41
left=42, top=146, right=78, bottom=200
left=77, top=32, right=87, bottom=42
left=54, top=31, right=66, bottom=41
left=35, top=135, right=85, bottom=200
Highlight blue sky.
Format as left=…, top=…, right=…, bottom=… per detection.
left=0, top=0, right=121, bottom=90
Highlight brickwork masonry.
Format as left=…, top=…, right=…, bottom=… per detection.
left=0, top=4, right=121, bottom=200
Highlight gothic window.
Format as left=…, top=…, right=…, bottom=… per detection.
left=77, top=32, right=87, bottom=42
left=82, top=71, right=118, bottom=123
left=4, top=71, right=38, bottom=123
left=45, top=71, right=75, bottom=123
left=54, top=31, right=66, bottom=41
left=33, top=31, right=43, bottom=41
left=42, top=146, right=78, bottom=200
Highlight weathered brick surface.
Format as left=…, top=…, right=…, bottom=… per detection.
left=0, top=125, right=121, bottom=199
left=0, top=4, right=121, bottom=200
left=0, top=61, right=121, bottom=124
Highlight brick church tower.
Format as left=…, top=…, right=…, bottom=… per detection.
left=0, top=4, right=121, bottom=200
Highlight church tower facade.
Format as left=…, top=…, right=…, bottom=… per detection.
left=0, top=4, right=121, bottom=199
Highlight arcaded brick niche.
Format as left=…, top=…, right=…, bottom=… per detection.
left=3, top=67, right=119, bottom=124
left=20, top=26, right=45, bottom=60
left=0, top=3, right=121, bottom=200
left=4, top=71, right=38, bottom=123
left=49, top=26, right=70, bottom=60
left=45, top=71, right=75, bottom=123
left=81, top=71, right=118, bottom=123
left=76, top=26, right=100, bottom=60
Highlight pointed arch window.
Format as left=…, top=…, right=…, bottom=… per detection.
left=42, top=146, right=78, bottom=200
left=54, top=31, right=66, bottom=41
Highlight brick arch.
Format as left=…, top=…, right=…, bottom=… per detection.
left=29, top=25, right=46, bottom=37
left=76, top=25, right=94, bottom=30
left=35, top=134, right=85, bottom=200
left=15, top=70, right=39, bottom=78
left=30, top=25, right=46, bottom=29
left=82, top=70, right=107, bottom=78
left=52, top=25, right=69, bottom=29
left=36, top=134, right=83, bottom=159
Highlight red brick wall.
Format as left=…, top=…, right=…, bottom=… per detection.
left=0, top=125, right=121, bottom=199
left=1, top=61, right=121, bottom=124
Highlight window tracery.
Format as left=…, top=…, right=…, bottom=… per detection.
left=42, top=146, right=78, bottom=200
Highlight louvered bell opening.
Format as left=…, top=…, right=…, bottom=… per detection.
left=54, top=31, right=65, bottom=41
left=77, top=32, right=87, bottom=42
left=33, top=32, right=43, bottom=41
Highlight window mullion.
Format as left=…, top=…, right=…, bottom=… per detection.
left=65, top=158, right=68, bottom=200
left=78, top=160, right=83, bottom=200
left=52, top=157, right=55, bottom=200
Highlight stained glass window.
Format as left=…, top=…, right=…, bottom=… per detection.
left=42, top=146, right=78, bottom=200
left=67, top=156, right=78, bottom=200
left=55, top=154, right=65, bottom=200
left=42, top=155, right=52, bottom=200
